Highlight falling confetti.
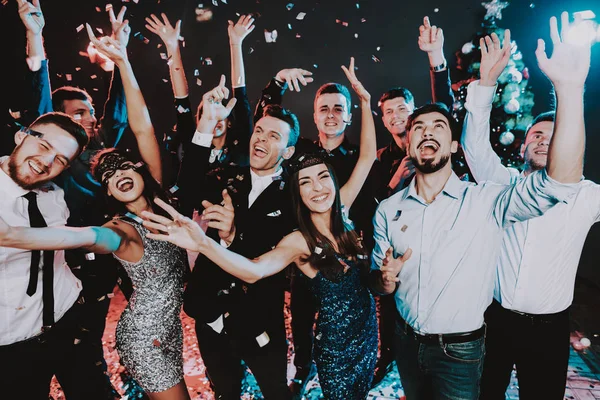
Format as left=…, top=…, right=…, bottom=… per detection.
left=160, top=53, right=168, bottom=60
left=90, top=74, right=97, bottom=79
left=296, top=12, right=306, bottom=20
left=376, top=46, right=381, bottom=51
left=296, top=33, right=301, bottom=38
left=66, top=74, right=72, bottom=81
left=194, top=69, right=200, bottom=76
left=361, top=18, right=367, bottom=22
left=354, top=33, right=358, bottom=38
left=196, top=78, right=203, bottom=86
left=76, top=24, right=84, bottom=32
left=204, top=57, right=212, bottom=66
left=195, top=5, right=214, bottom=22
left=288, top=23, right=292, bottom=29
left=133, top=32, right=150, bottom=44
left=95, top=6, right=101, bottom=12
left=286, top=3, right=294, bottom=10
left=264, top=29, right=278, bottom=43
left=434, top=7, right=439, bottom=12
left=372, top=55, right=381, bottom=62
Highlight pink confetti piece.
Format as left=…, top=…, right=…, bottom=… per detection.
left=1, top=0, right=8, bottom=5
left=361, top=18, right=367, bottom=22
left=75, top=67, right=81, bottom=71
left=342, top=21, right=349, bottom=27
left=90, top=74, right=98, bottom=79
left=66, top=74, right=72, bottom=81
left=162, top=78, right=169, bottom=83
left=296, top=33, right=301, bottom=38
left=95, top=6, right=102, bottom=12
left=196, top=78, right=203, bottom=86
left=76, top=24, right=84, bottom=33
left=96, top=27, right=104, bottom=34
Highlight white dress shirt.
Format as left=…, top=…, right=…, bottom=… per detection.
left=461, top=80, right=600, bottom=314
left=371, top=168, right=578, bottom=335
left=249, top=168, right=283, bottom=207
left=0, top=157, right=81, bottom=345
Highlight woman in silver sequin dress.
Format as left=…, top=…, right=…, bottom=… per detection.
left=144, top=59, right=384, bottom=399
left=0, top=27, right=192, bottom=399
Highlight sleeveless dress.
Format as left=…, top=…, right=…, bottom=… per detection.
left=112, top=218, right=188, bottom=393
left=309, top=255, right=378, bottom=399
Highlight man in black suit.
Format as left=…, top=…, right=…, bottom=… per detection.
left=178, top=82, right=299, bottom=399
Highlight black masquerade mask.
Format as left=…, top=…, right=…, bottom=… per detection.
left=95, top=152, right=142, bottom=187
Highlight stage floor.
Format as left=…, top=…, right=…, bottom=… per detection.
left=49, top=284, right=600, bottom=400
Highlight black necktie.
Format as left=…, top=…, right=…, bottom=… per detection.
left=23, top=192, right=55, bottom=327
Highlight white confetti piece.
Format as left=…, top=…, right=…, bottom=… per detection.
left=264, top=29, right=278, bottom=43
left=296, top=12, right=306, bottom=20
left=196, top=78, right=203, bottom=86
left=194, top=69, right=200, bottom=76
left=76, top=24, right=84, bottom=33
left=96, top=27, right=103, bottom=34
left=160, top=53, right=168, bottom=59
left=90, top=74, right=97, bottom=79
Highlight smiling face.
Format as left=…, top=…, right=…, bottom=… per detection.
left=313, top=93, right=351, bottom=139
left=407, top=111, right=457, bottom=174
left=521, top=121, right=553, bottom=172
left=61, top=99, right=97, bottom=136
left=381, top=96, right=414, bottom=144
left=249, top=116, right=294, bottom=175
left=100, top=161, right=146, bottom=204
left=7, top=124, right=80, bottom=190
left=298, top=163, right=336, bottom=214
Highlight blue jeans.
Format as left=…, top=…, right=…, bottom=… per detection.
left=394, top=317, right=485, bottom=400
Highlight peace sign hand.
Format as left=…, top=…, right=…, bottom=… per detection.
left=109, top=6, right=131, bottom=47
left=86, top=23, right=128, bottom=65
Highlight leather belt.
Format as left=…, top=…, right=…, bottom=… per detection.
left=399, top=316, right=486, bottom=345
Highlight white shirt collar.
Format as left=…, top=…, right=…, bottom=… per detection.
left=250, top=167, right=283, bottom=188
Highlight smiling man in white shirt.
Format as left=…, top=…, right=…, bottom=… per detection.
left=460, top=14, right=598, bottom=400
left=369, top=13, right=588, bottom=400
left=0, top=112, right=111, bottom=399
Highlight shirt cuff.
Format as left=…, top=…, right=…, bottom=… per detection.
left=466, top=80, right=496, bottom=108
left=192, top=131, right=213, bottom=148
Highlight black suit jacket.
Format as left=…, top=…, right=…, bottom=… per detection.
left=178, top=135, right=295, bottom=346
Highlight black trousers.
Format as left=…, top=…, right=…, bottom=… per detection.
left=289, top=270, right=317, bottom=370
left=0, top=299, right=115, bottom=400
left=480, top=300, right=571, bottom=400
left=196, top=322, right=291, bottom=400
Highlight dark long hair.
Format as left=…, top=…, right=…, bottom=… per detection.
left=90, top=148, right=177, bottom=219
left=289, top=162, right=367, bottom=280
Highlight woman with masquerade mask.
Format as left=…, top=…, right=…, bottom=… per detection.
left=0, top=27, right=191, bottom=400
left=142, top=58, right=380, bottom=399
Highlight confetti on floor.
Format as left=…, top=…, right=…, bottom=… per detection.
left=49, top=284, right=600, bottom=400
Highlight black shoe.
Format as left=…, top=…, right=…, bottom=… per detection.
left=371, top=355, right=394, bottom=387
left=289, top=363, right=317, bottom=400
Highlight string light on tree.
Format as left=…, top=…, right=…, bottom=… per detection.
left=482, top=0, right=510, bottom=21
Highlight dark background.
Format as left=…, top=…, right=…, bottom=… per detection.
left=1, top=0, right=599, bottom=286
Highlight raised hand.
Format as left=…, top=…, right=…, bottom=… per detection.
left=200, top=75, right=238, bottom=122
left=17, top=0, right=44, bottom=35
left=418, top=16, right=444, bottom=53
left=341, top=57, right=371, bottom=103
left=109, top=6, right=131, bottom=47
left=201, top=189, right=236, bottom=243
left=275, top=68, right=314, bottom=92
left=479, top=29, right=512, bottom=87
left=228, top=14, right=256, bottom=45
left=86, top=23, right=128, bottom=65
left=142, top=198, right=209, bottom=252
left=535, top=12, right=592, bottom=89
left=380, top=247, right=412, bottom=284
left=145, top=13, right=181, bottom=51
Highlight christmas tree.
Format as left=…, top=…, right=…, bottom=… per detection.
left=451, top=0, right=535, bottom=179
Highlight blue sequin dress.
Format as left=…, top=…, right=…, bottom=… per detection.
left=113, top=219, right=188, bottom=393
left=310, top=255, right=378, bottom=399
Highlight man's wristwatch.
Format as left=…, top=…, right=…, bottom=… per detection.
left=430, top=59, right=447, bottom=72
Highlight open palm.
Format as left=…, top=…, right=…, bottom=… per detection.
left=536, top=12, right=591, bottom=88
left=145, top=13, right=181, bottom=50
left=142, top=198, right=209, bottom=252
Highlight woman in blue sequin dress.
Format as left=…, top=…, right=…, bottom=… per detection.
left=142, top=58, right=380, bottom=399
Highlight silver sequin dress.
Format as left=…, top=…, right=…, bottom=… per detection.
left=113, top=218, right=187, bottom=393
